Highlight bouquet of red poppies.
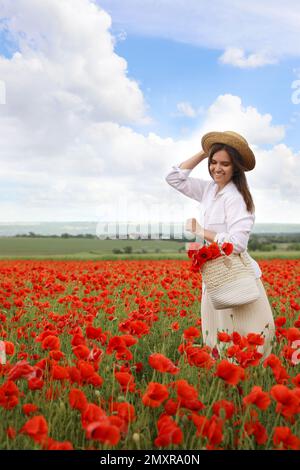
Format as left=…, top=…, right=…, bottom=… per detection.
left=187, top=241, right=234, bottom=273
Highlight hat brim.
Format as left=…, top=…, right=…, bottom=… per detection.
left=201, top=131, right=255, bottom=171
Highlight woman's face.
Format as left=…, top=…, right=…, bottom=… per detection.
left=209, top=149, right=233, bottom=187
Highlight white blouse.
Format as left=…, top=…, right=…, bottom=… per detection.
left=165, top=165, right=262, bottom=282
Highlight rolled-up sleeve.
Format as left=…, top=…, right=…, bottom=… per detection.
left=165, top=165, right=210, bottom=203
left=213, top=195, right=255, bottom=253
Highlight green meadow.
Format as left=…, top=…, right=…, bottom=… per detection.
left=0, top=237, right=299, bottom=260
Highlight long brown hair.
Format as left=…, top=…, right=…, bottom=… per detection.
left=208, top=143, right=255, bottom=213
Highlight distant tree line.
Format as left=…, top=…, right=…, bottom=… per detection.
left=8, top=231, right=300, bottom=251
left=14, top=232, right=95, bottom=238
left=248, top=234, right=300, bottom=251
left=11, top=232, right=300, bottom=240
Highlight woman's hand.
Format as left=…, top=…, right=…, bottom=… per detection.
left=185, top=218, right=218, bottom=243
left=185, top=218, right=203, bottom=236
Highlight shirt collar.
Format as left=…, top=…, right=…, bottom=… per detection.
left=213, top=180, right=236, bottom=198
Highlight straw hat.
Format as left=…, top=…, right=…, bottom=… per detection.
left=201, top=130, right=255, bottom=171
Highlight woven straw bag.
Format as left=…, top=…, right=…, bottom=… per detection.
left=201, top=249, right=260, bottom=310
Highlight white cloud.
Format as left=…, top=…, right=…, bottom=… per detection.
left=198, top=94, right=285, bottom=146
left=0, top=0, right=150, bottom=133
left=176, top=101, right=196, bottom=117
left=172, top=101, right=204, bottom=118
left=0, top=80, right=6, bottom=104
left=0, top=0, right=299, bottom=223
left=98, top=0, right=300, bottom=66
left=218, top=47, right=277, bottom=68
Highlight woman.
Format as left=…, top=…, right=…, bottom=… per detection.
left=165, top=131, right=275, bottom=361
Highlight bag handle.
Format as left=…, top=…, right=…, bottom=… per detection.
left=213, top=241, right=232, bottom=268
left=215, top=242, right=247, bottom=268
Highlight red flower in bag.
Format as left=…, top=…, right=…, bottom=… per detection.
left=208, top=243, right=221, bottom=260
left=188, top=242, right=234, bottom=273
left=222, top=242, right=234, bottom=256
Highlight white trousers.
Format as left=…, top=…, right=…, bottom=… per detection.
left=201, top=278, right=276, bottom=361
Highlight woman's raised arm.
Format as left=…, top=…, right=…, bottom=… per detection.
left=165, top=150, right=210, bottom=202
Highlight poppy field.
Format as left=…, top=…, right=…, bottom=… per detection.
left=0, top=258, right=300, bottom=450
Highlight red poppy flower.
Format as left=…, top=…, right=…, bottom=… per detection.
left=244, top=420, right=267, bottom=445
left=115, top=371, right=136, bottom=393
left=221, top=242, right=233, bottom=256
left=154, top=414, right=183, bottom=447
left=232, top=332, right=244, bottom=346
left=109, top=402, right=136, bottom=423
left=191, top=413, right=210, bottom=436
left=8, top=360, right=35, bottom=381
left=69, top=388, right=88, bottom=412
left=0, top=380, right=19, bottom=409
left=115, top=348, right=133, bottom=361
left=226, top=344, right=240, bottom=358
left=106, top=336, right=127, bottom=353
left=218, top=332, right=231, bottom=343
left=86, top=326, right=103, bottom=340
left=71, top=333, right=86, bottom=347
left=72, top=344, right=90, bottom=360
left=28, top=377, right=44, bottom=391
left=20, top=415, right=48, bottom=444
left=81, top=403, right=107, bottom=429
left=264, top=354, right=290, bottom=384
left=119, top=320, right=150, bottom=337
left=51, top=365, right=69, bottom=381
left=142, top=382, right=169, bottom=408
left=77, top=361, right=95, bottom=381
left=212, top=399, right=235, bottom=420
left=246, top=333, right=265, bottom=346
left=149, top=353, right=180, bottom=375
left=86, top=373, right=104, bottom=388
left=191, top=413, right=223, bottom=446
left=41, top=335, right=60, bottom=351
left=216, top=360, right=245, bottom=386
left=44, top=438, right=74, bottom=450
left=273, top=426, right=300, bottom=450
left=270, top=385, right=300, bottom=419
left=235, top=348, right=263, bottom=368
left=109, top=415, right=128, bottom=434
left=122, top=335, right=138, bottom=347
left=164, top=398, right=180, bottom=415
left=292, top=374, right=300, bottom=388
left=284, top=327, right=300, bottom=343
left=67, top=366, right=82, bottom=385
left=243, top=386, right=271, bottom=410
left=183, top=327, right=201, bottom=341
left=49, top=350, right=65, bottom=361
left=185, top=345, right=214, bottom=369
left=85, top=420, right=120, bottom=445
left=210, top=242, right=223, bottom=259
left=173, top=379, right=205, bottom=411
left=206, top=415, right=224, bottom=446
left=4, top=341, right=15, bottom=356
left=275, top=317, right=286, bottom=327
left=22, top=403, right=38, bottom=415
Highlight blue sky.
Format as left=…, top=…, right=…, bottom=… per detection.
left=0, top=0, right=300, bottom=223
left=114, top=33, right=299, bottom=148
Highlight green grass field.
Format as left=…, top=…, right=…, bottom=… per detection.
left=0, top=237, right=299, bottom=260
